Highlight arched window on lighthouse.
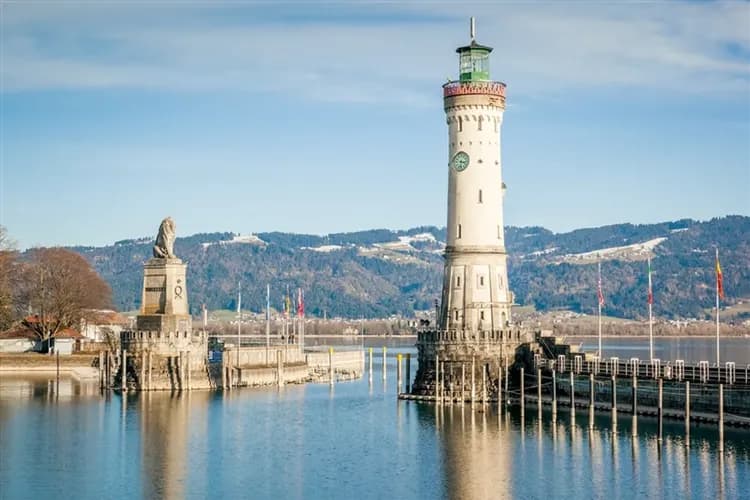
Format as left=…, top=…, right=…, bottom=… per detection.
left=457, top=224, right=462, bottom=239
left=478, top=190, right=483, bottom=203
left=478, top=116, right=483, bottom=131
left=458, top=116, right=463, bottom=132
left=456, top=276, right=461, bottom=288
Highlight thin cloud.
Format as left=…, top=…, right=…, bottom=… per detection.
left=1, top=2, right=748, bottom=102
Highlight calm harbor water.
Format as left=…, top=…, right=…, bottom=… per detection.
left=1, top=338, right=748, bottom=499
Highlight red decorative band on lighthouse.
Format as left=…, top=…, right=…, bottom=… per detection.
left=443, top=81, right=506, bottom=98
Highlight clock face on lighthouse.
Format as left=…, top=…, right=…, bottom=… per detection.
left=451, top=151, right=470, bottom=172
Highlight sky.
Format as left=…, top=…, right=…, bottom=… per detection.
left=1, top=1, right=749, bottom=249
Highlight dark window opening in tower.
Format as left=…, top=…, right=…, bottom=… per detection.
left=457, top=224, right=462, bottom=239
left=458, top=116, right=463, bottom=132
left=480, top=311, right=485, bottom=320
left=479, top=276, right=485, bottom=286
left=456, top=276, right=461, bottom=287
left=478, top=116, right=483, bottom=131
left=455, top=310, right=459, bottom=321
left=479, top=190, right=483, bottom=203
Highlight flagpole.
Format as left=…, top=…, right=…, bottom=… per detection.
left=597, top=259, right=602, bottom=359
left=266, top=283, right=270, bottom=350
left=648, top=256, right=654, bottom=362
left=716, top=247, right=720, bottom=367
left=237, top=281, right=241, bottom=368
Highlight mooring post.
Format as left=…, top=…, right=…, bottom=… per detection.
left=718, top=383, right=724, bottom=453
left=382, top=346, right=387, bottom=382
left=657, top=377, right=663, bottom=443
left=631, top=375, right=637, bottom=415
left=611, top=374, right=617, bottom=411
left=537, top=368, right=543, bottom=416
left=368, top=347, right=373, bottom=383
left=520, top=366, right=525, bottom=417
left=277, top=349, right=284, bottom=387
left=397, top=353, right=402, bottom=393
left=99, top=351, right=104, bottom=390
left=498, top=362, right=503, bottom=408
left=482, top=364, right=487, bottom=403
left=569, top=371, right=575, bottom=417
left=405, top=353, right=411, bottom=394
left=461, top=363, right=466, bottom=403
left=552, top=368, right=557, bottom=420
left=148, top=351, right=153, bottom=391
left=685, top=380, right=690, bottom=444
left=471, top=356, right=476, bottom=404
left=435, top=354, right=440, bottom=400
left=329, top=347, right=334, bottom=386
left=187, top=353, right=192, bottom=391
left=589, top=373, right=595, bottom=430
left=121, top=349, right=127, bottom=392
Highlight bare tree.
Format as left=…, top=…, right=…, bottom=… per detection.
left=0, top=226, right=17, bottom=331
left=15, top=248, right=112, bottom=349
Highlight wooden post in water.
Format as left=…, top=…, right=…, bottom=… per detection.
left=498, top=363, right=503, bottom=409
left=140, top=351, right=146, bottom=391
left=631, top=376, right=637, bottom=415
left=382, top=346, right=387, bottom=382
left=657, top=377, right=663, bottom=443
left=147, top=351, right=153, bottom=391
left=685, top=381, right=690, bottom=444
left=405, top=353, right=411, bottom=394
left=121, top=349, right=127, bottom=392
left=397, top=353, right=402, bottom=393
left=482, top=364, right=487, bottom=403
left=552, top=368, right=557, bottom=421
left=187, top=353, right=191, bottom=391
left=537, top=368, right=543, bottom=417
left=520, top=366, right=525, bottom=417
left=471, top=356, right=476, bottom=404
left=569, top=371, right=575, bottom=417
left=99, top=351, right=104, bottom=390
left=461, top=363, right=466, bottom=403
left=278, top=349, right=284, bottom=387
left=589, top=373, right=594, bottom=430
left=368, top=347, right=373, bottom=383
left=718, top=383, right=724, bottom=453
left=611, top=374, right=617, bottom=431
left=329, top=347, right=334, bottom=386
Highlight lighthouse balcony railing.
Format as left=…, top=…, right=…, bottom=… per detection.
left=417, top=328, right=526, bottom=344
left=443, top=80, right=507, bottom=98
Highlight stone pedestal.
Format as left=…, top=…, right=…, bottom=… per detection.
left=120, top=257, right=208, bottom=390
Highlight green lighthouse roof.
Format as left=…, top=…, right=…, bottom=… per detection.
left=456, top=39, right=493, bottom=54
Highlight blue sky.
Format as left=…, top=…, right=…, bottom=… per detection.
left=2, top=1, right=749, bottom=249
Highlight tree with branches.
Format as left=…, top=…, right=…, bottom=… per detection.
left=14, top=248, right=112, bottom=349
left=0, top=226, right=17, bottom=331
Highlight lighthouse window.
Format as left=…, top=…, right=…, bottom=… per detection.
left=478, top=190, right=483, bottom=203
left=480, top=311, right=485, bottom=320
left=479, top=276, right=485, bottom=287
left=456, top=276, right=461, bottom=287
left=458, top=117, right=463, bottom=132
left=457, top=224, right=462, bottom=239
left=455, top=310, right=459, bottom=321
left=478, top=117, right=483, bottom=131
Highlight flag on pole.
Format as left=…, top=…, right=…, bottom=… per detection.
left=716, top=249, right=724, bottom=299
left=297, top=288, right=304, bottom=318
left=647, top=257, right=654, bottom=305
left=597, top=261, right=605, bottom=306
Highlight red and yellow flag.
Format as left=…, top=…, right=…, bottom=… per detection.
left=716, top=250, right=724, bottom=299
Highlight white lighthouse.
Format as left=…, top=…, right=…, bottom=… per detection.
left=440, top=19, right=512, bottom=335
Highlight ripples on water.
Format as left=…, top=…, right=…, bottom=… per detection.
left=1, top=343, right=748, bottom=500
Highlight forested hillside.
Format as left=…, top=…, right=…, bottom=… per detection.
left=67, top=216, right=749, bottom=321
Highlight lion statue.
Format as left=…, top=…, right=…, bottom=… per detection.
left=153, top=217, right=176, bottom=259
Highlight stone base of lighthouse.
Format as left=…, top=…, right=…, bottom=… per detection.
left=410, top=328, right=535, bottom=400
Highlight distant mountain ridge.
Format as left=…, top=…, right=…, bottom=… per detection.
left=69, top=216, right=750, bottom=321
